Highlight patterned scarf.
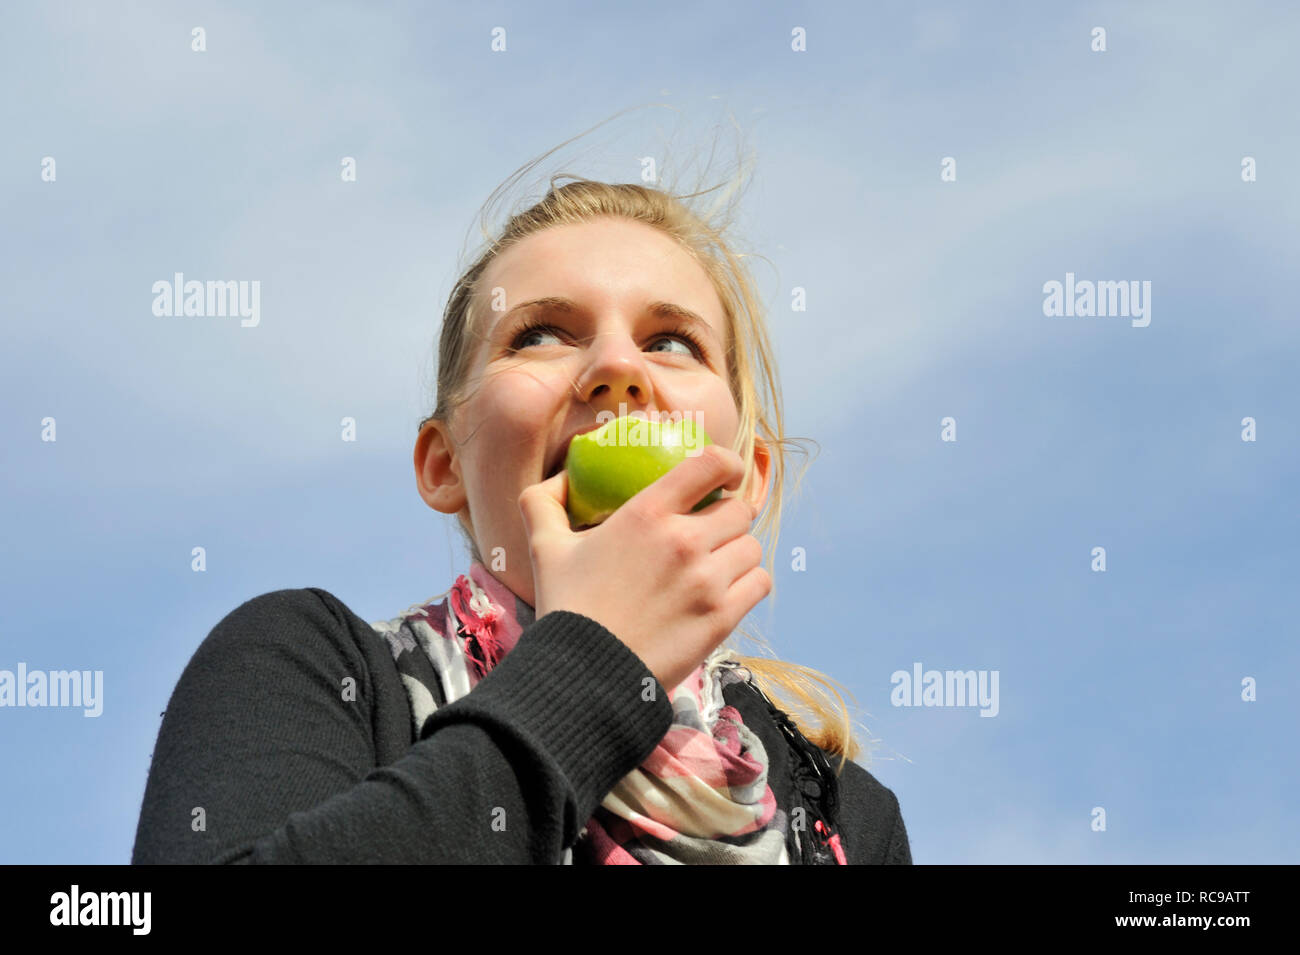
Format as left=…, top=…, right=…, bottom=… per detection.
left=370, top=560, right=847, bottom=865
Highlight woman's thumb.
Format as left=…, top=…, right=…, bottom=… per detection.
left=517, top=469, right=570, bottom=541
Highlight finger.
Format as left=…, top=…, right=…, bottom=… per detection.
left=518, top=469, right=570, bottom=541
left=710, top=532, right=765, bottom=589
left=705, top=562, right=772, bottom=643
left=725, top=565, right=773, bottom=621
left=691, top=495, right=760, bottom=552
left=640, top=444, right=745, bottom=517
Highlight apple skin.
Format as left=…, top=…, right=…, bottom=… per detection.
left=564, top=416, right=724, bottom=528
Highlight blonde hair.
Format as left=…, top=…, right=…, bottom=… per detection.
left=420, top=115, right=869, bottom=774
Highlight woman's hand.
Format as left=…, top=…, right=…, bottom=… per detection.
left=517, top=444, right=770, bottom=693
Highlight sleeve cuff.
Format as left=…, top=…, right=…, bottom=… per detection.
left=429, top=610, right=675, bottom=836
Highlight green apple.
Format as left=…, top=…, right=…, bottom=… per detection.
left=564, top=416, right=724, bottom=528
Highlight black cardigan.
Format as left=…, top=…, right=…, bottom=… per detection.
left=131, top=587, right=912, bottom=864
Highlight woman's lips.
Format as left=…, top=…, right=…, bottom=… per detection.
left=544, top=421, right=608, bottom=480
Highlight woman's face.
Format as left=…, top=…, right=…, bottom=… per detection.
left=415, top=216, right=770, bottom=608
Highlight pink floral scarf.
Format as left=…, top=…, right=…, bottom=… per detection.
left=371, top=560, right=846, bottom=864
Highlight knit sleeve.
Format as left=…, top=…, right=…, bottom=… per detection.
left=831, top=758, right=914, bottom=865
left=130, top=589, right=674, bottom=864
left=882, top=796, right=914, bottom=864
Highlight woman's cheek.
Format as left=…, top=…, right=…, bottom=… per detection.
left=489, top=366, right=566, bottom=416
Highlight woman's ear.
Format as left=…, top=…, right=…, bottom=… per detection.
left=746, top=436, right=773, bottom=516
left=414, top=419, right=468, bottom=515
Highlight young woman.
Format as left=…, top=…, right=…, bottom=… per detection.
left=131, top=173, right=912, bottom=865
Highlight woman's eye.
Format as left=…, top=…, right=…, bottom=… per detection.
left=510, top=323, right=702, bottom=359
left=509, top=321, right=595, bottom=351
left=513, top=326, right=561, bottom=350
left=647, top=336, right=694, bottom=357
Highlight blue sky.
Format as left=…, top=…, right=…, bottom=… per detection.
left=1, top=0, right=1296, bottom=863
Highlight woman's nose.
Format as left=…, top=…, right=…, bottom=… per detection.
left=576, top=329, right=653, bottom=407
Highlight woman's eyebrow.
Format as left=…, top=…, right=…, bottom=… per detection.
left=500, top=296, right=721, bottom=346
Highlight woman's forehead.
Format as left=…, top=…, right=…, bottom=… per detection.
left=483, top=218, right=715, bottom=300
